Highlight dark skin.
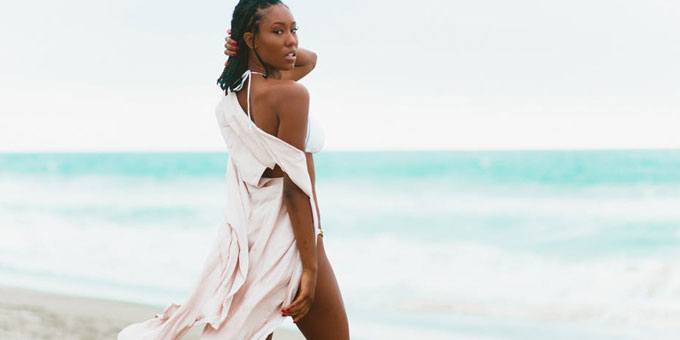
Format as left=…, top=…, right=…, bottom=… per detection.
left=225, top=4, right=349, bottom=340
left=224, top=31, right=317, bottom=84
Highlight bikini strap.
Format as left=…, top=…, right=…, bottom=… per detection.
left=232, top=69, right=267, bottom=130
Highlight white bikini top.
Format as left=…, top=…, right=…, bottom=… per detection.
left=230, top=69, right=325, bottom=153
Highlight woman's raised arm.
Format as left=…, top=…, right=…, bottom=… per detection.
left=279, top=47, right=317, bottom=81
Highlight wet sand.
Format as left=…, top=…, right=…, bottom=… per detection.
left=0, top=285, right=304, bottom=340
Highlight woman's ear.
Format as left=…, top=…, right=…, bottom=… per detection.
left=243, top=32, right=255, bottom=49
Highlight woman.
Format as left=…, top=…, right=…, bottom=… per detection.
left=118, top=1, right=349, bottom=339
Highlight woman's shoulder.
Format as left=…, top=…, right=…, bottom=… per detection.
left=266, top=79, right=309, bottom=104
left=263, top=79, right=309, bottom=117
left=262, top=79, right=310, bottom=149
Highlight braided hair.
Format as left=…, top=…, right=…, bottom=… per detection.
left=217, top=0, right=285, bottom=94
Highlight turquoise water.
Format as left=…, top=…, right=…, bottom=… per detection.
left=3, top=150, right=679, bottom=183
left=1, top=150, right=680, bottom=339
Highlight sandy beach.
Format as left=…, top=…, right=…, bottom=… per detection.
left=0, top=285, right=304, bottom=340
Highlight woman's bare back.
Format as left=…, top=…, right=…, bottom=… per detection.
left=234, top=75, right=297, bottom=178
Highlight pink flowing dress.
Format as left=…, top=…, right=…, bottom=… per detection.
left=118, top=72, right=323, bottom=339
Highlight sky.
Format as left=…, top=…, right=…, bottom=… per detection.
left=0, top=0, right=678, bottom=151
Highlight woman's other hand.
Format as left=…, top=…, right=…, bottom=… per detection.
left=224, top=28, right=239, bottom=65
left=281, top=269, right=317, bottom=323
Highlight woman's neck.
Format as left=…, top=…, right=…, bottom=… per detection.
left=248, top=66, right=282, bottom=79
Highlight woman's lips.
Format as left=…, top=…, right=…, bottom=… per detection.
left=285, top=52, right=296, bottom=63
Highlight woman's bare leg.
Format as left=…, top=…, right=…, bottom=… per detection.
left=294, top=235, right=350, bottom=340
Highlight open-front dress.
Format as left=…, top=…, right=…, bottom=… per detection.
left=118, top=70, right=324, bottom=340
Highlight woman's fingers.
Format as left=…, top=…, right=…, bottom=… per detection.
left=292, top=304, right=311, bottom=323
left=284, top=271, right=316, bottom=321
left=282, top=294, right=302, bottom=314
left=282, top=294, right=312, bottom=322
left=224, top=41, right=238, bottom=50
left=223, top=28, right=234, bottom=65
left=285, top=304, right=308, bottom=323
left=292, top=305, right=308, bottom=322
left=282, top=299, right=302, bottom=317
left=224, top=39, right=238, bottom=50
left=223, top=39, right=238, bottom=57
left=224, top=28, right=237, bottom=59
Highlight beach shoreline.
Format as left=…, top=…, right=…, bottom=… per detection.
left=0, top=285, right=304, bottom=340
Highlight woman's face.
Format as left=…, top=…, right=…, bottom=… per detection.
left=246, top=4, right=298, bottom=71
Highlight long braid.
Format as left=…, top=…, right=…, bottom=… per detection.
left=216, top=0, right=284, bottom=94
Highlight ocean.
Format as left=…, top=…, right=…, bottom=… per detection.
left=1, top=150, right=679, bottom=339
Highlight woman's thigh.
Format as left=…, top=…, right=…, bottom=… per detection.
left=294, top=235, right=350, bottom=340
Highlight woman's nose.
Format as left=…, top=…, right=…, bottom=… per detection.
left=285, top=32, right=297, bottom=46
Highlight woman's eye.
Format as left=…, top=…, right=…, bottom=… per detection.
left=273, top=28, right=297, bottom=35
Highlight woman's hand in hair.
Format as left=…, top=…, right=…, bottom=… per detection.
left=224, top=28, right=239, bottom=65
